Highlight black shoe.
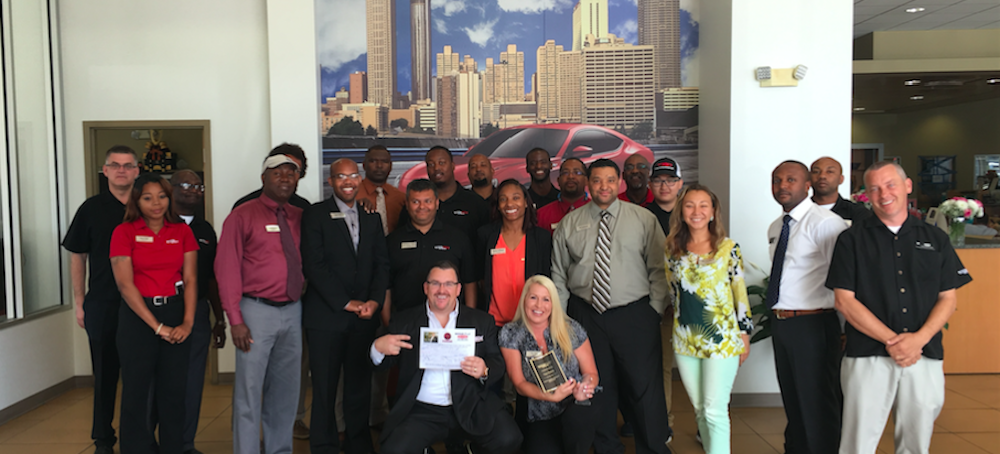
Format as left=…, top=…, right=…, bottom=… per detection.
left=619, top=421, right=634, bottom=438
left=183, top=450, right=205, bottom=454
left=95, top=447, right=114, bottom=454
left=423, top=448, right=436, bottom=454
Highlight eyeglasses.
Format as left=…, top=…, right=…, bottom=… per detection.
left=559, top=169, right=585, bottom=177
left=105, top=163, right=138, bottom=170
left=650, top=177, right=681, bottom=186
left=624, top=164, right=649, bottom=171
left=426, top=280, right=459, bottom=289
left=178, top=183, right=205, bottom=192
left=333, top=173, right=361, bottom=180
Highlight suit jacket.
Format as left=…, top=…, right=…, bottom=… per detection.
left=476, top=223, right=552, bottom=310
left=375, top=304, right=506, bottom=443
left=300, top=197, right=389, bottom=331
left=831, top=196, right=872, bottom=222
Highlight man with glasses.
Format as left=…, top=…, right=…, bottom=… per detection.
left=301, top=158, right=389, bottom=454
left=537, top=157, right=589, bottom=234
left=63, top=145, right=140, bottom=454
left=618, top=154, right=654, bottom=207
left=371, top=261, right=521, bottom=454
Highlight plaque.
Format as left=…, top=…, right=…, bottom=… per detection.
left=528, top=351, right=567, bottom=393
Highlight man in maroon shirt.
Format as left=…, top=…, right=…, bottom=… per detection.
left=215, top=153, right=305, bottom=454
left=618, top=154, right=653, bottom=207
left=537, top=158, right=589, bottom=234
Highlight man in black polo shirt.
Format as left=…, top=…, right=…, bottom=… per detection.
left=647, top=157, right=683, bottom=235
left=810, top=156, right=871, bottom=223
left=525, top=147, right=559, bottom=209
left=382, top=179, right=478, bottom=325
left=62, top=145, right=140, bottom=454
left=826, top=161, right=971, bottom=453
left=170, top=170, right=225, bottom=454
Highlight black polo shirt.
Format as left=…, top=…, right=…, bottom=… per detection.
left=830, top=196, right=872, bottom=222
left=62, top=192, right=126, bottom=302
left=826, top=214, right=972, bottom=360
left=385, top=219, right=477, bottom=313
left=185, top=216, right=218, bottom=300
left=527, top=185, right=559, bottom=210
left=233, top=188, right=310, bottom=210
left=399, top=186, right=490, bottom=249
left=647, top=203, right=673, bottom=236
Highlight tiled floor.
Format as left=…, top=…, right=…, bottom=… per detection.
left=0, top=374, right=996, bottom=453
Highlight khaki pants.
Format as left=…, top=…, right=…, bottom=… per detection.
left=661, top=320, right=675, bottom=428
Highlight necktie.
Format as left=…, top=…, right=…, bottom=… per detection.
left=276, top=206, right=303, bottom=301
left=766, top=214, right=792, bottom=309
left=347, top=208, right=359, bottom=251
left=592, top=210, right=613, bottom=313
left=375, top=186, right=388, bottom=235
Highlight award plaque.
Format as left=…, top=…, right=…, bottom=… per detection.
left=528, top=351, right=568, bottom=393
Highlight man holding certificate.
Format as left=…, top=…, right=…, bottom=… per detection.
left=370, top=261, right=522, bottom=454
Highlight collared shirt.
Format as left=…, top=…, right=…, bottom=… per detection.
left=334, top=196, right=360, bottom=250
left=109, top=218, right=199, bottom=297
left=537, top=195, right=589, bottom=234
left=356, top=178, right=406, bottom=234
left=488, top=233, right=526, bottom=326
left=385, top=219, right=477, bottom=312
left=618, top=188, right=654, bottom=207
left=233, top=188, right=310, bottom=210
left=370, top=303, right=458, bottom=406
left=185, top=216, right=218, bottom=300
left=62, top=191, right=127, bottom=302
left=437, top=186, right=491, bottom=247
left=826, top=215, right=972, bottom=360
left=527, top=185, right=560, bottom=210
left=767, top=199, right=847, bottom=310
left=646, top=203, right=673, bottom=236
left=215, top=194, right=304, bottom=326
left=552, top=199, right=669, bottom=314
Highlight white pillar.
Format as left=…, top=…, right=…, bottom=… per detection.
left=699, top=0, right=853, bottom=396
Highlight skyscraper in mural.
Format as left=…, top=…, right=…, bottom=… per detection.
left=410, top=0, right=431, bottom=101
left=349, top=71, right=368, bottom=103
left=366, top=0, right=396, bottom=108
left=437, top=45, right=460, bottom=76
left=572, top=0, right=609, bottom=51
left=536, top=40, right=563, bottom=123
left=581, top=34, right=655, bottom=130
left=484, top=45, right=524, bottom=104
left=638, top=0, right=681, bottom=89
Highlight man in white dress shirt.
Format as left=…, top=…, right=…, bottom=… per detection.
left=767, top=161, right=848, bottom=454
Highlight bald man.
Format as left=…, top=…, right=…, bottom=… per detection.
left=810, top=157, right=871, bottom=222
left=467, top=154, right=496, bottom=200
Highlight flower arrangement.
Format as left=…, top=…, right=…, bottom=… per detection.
left=851, top=190, right=871, bottom=209
left=938, top=197, right=984, bottom=222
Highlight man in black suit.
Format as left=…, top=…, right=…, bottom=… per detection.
left=371, top=262, right=522, bottom=454
left=301, top=158, right=390, bottom=454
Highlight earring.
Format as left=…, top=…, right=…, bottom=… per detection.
left=710, top=216, right=715, bottom=221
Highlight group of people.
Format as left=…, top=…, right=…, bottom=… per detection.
left=64, top=141, right=970, bottom=454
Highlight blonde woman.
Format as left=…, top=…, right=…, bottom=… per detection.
left=665, top=184, right=753, bottom=454
left=498, top=275, right=598, bottom=454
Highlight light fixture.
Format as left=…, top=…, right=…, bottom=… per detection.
left=904, top=79, right=921, bottom=86
left=905, top=7, right=926, bottom=13
left=988, top=78, right=1000, bottom=85
left=910, top=95, right=924, bottom=100
left=793, top=65, right=808, bottom=80
left=853, top=107, right=866, bottom=111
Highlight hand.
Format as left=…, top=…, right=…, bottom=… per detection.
left=739, top=333, right=750, bottom=366
left=75, top=303, right=85, bottom=329
left=573, top=376, right=595, bottom=401
left=212, top=322, right=227, bottom=349
left=357, top=301, right=379, bottom=320
left=548, top=378, right=576, bottom=402
left=374, top=334, right=413, bottom=356
left=460, top=356, right=487, bottom=379
left=885, top=332, right=926, bottom=367
left=357, top=198, right=377, bottom=214
left=158, top=325, right=174, bottom=342
left=231, top=324, right=254, bottom=353
left=170, top=323, right=192, bottom=344
left=345, top=300, right=365, bottom=314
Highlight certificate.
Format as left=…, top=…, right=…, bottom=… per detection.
left=419, top=327, right=476, bottom=370
left=528, top=351, right=567, bottom=393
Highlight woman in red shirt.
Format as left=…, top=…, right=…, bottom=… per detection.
left=110, top=173, right=198, bottom=454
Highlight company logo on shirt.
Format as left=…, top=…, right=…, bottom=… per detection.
left=434, top=245, right=450, bottom=251
left=453, top=210, right=469, bottom=216
left=198, top=239, right=210, bottom=245
left=166, top=239, right=180, bottom=245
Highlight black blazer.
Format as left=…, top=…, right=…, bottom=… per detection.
left=375, top=304, right=506, bottom=443
left=476, top=223, right=552, bottom=310
left=300, top=197, right=389, bottom=331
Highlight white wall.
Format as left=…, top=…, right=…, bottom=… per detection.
left=701, top=0, right=853, bottom=393
left=0, top=311, right=77, bottom=410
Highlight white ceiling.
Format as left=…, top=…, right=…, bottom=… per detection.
left=854, top=0, right=1000, bottom=37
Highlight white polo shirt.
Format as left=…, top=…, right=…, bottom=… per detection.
left=767, top=199, right=847, bottom=311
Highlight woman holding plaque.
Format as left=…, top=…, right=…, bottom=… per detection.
left=498, top=275, right=598, bottom=454
left=476, top=178, right=552, bottom=327
left=665, top=184, right=752, bottom=454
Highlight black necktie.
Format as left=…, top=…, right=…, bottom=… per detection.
left=766, top=215, right=792, bottom=309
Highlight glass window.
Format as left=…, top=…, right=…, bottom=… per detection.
left=565, top=129, right=624, bottom=158
left=468, top=127, right=570, bottom=159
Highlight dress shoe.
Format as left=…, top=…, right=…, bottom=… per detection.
left=94, top=447, right=114, bottom=454
left=293, top=419, right=310, bottom=440
left=619, top=421, right=634, bottom=438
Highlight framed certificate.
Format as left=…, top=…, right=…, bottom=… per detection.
left=528, top=351, right=567, bottom=393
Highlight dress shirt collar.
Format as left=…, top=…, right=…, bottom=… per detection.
left=785, top=198, right=817, bottom=222
left=404, top=217, right=445, bottom=234
left=618, top=188, right=653, bottom=206
left=557, top=195, right=589, bottom=214
left=862, top=212, right=920, bottom=235
left=333, top=195, right=357, bottom=214
left=425, top=302, right=459, bottom=329
left=257, top=192, right=283, bottom=211
left=587, top=197, right=621, bottom=218
left=361, top=177, right=388, bottom=192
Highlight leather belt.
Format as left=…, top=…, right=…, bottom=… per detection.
left=244, top=294, right=294, bottom=307
left=143, top=294, right=183, bottom=307
left=773, top=308, right=835, bottom=320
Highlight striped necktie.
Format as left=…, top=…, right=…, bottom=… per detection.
left=592, top=210, right=613, bottom=313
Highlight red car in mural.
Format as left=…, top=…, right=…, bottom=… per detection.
left=398, top=123, right=654, bottom=190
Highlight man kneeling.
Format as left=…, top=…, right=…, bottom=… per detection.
left=371, top=261, right=522, bottom=454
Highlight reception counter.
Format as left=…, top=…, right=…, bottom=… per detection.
left=943, top=242, right=1000, bottom=374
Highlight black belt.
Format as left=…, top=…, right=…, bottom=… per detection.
left=244, top=294, right=295, bottom=307
left=143, top=294, right=183, bottom=307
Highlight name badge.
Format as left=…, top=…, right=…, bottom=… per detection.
left=551, top=223, right=559, bottom=230
left=576, top=223, right=591, bottom=231
left=265, top=224, right=280, bottom=233
left=490, top=248, right=506, bottom=255
left=135, top=235, right=154, bottom=243
left=330, top=212, right=346, bottom=220
left=400, top=241, right=417, bottom=249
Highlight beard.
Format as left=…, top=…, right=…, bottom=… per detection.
left=471, top=178, right=491, bottom=188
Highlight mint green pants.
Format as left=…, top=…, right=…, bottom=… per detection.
left=675, top=354, right=740, bottom=454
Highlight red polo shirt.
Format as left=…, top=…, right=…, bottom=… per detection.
left=110, top=218, right=198, bottom=297
left=537, top=195, right=590, bottom=234
left=618, top=188, right=654, bottom=207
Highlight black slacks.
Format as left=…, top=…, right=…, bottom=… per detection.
left=182, top=299, right=212, bottom=450
left=567, top=295, right=671, bottom=454
left=83, top=298, right=121, bottom=448
left=117, top=299, right=191, bottom=454
left=523, top=399, right=597, bottom=454
left=772, top=311, right=842, bottom=454
left=307, top=315, right=379, bottom=454
left=380, top=402, right=522, bottom=454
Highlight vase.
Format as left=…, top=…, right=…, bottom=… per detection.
left=949, top=221, right=966, bottom=247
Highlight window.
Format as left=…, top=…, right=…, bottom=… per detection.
left=565, top=129, right=623, bottom=158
